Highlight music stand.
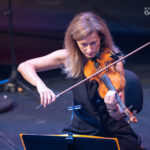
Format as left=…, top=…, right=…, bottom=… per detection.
left=20, top=134, right=120, bottom=150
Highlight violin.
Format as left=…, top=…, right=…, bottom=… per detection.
left=36, top=42, right=150, bottom=123
left=84, top=48, right=125, bottom=99
left=84, top=48, right=137, bottom=123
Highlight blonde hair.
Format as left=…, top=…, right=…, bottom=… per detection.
left=64, top=12, right=120, bottom=78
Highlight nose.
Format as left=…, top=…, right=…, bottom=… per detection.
left=86, top=44, right=93, bottom=53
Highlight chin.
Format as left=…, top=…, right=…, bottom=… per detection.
left=87, top=54, right=96, bottom=58
left=84, top=53, right=96, bottom=58
left=85, top=55, right=92, bottom=58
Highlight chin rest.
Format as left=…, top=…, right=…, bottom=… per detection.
left=124, top=69, right=143, bottom=113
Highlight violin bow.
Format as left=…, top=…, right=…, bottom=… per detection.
left=36, top=42, right=150, bottom=110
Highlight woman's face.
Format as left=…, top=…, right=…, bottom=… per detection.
left=76, top=31, right=101, bottom=58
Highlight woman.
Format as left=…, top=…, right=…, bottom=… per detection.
left=18, top=12, right=139, bottom=150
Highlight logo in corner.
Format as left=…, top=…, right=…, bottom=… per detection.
left=144, top=7, right=150, bottom=15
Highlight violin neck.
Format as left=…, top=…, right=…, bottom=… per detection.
left=101, top=74, right=126, bottom=110
left=101, top=74, right=116, bottom=91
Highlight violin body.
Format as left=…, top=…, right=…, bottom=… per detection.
left=84, top=48, right=125, bottom=99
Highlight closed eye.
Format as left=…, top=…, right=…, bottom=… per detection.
left=90, top=41, right=96, bottom=46
left=81, top=43, right=88, bottom=47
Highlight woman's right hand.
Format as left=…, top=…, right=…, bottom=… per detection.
left=17, top=49, right=67, bottom=107
left=36, top=82, right=56, bottom=107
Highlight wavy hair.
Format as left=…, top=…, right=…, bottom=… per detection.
left=64, top=12, right=120, bottom=78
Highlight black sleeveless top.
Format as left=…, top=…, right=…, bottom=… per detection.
left=63, top=73, right=135, bottom=136
left=63, top=73, right=139, bottom=149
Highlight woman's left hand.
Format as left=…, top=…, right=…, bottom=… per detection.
left=104, top=90, right=118, bottom=110
left=104, top=90, right=124, bottom=120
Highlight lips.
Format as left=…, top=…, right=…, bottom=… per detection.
left=86, top=52, right=96, bottom=58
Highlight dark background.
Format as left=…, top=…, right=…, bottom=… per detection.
left=0, top=0, right=150, bottom=65
left=0, top=1, right=150, bottom=150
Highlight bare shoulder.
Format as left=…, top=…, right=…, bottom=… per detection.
left=53, top=49, right=68, bottom=61
left=46, top=49, right=68, bottom=65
